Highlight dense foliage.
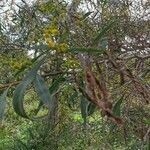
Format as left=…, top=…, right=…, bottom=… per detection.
left=0, top=0, right=150, bottom=149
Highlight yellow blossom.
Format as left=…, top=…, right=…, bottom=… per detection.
left=55, top=43, right=68, bottom=52
left=46, top=39, right=55, bottom=48
left=50, top=28, right=59, bottom=36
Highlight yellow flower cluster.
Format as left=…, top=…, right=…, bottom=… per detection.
left=46, top=39, right=55, bottom=48
left=43, top=25, right=59, bottom=38
left=0, top=54, right=32, bottom=72
left=55, top=43, right=68, bottom=52
left=9, top=58, right=32, bottom=70
left=43, top=25, right=68, bottom=53
left=46, top=38, right=68, bottom=52
left=38, top=2, right=55, bottom=13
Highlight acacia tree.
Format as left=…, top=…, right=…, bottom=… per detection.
left=0, top=0, right=150, bottom=149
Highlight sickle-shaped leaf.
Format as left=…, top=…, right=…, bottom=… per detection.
left=13, top=59, right=44, bottom=118
left=87, top=102, right=96, bottom=116
left=80, top=96, right=87, bottom=124
left=80, top=96, right=97, bottom=126
left=92, top=18, right=117, bottom=46
left=0, top=88, right=9, bottom=120
left=112, top=96, right=123, bottom=117
left=110, top=96, right=123, bottom=131
left=34, top=74, right=52, bottom=110
left=34, top=75, right=66, bottom=115
left=82, top=12, right=93, bottom=19
left=67, top=91, right=78, bottom=110
left=49, top=76, right=66, bottom=94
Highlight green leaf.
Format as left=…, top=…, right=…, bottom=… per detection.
left=13, top=58, right=44, bottom=118
left=0, top=88, right=9, bottom=120
left=80, top=96, right=87, bottom=124
left=67, top=91, right=78, bottom=110
left=92, top=18, right=117, bottom=46
left=82, top=12, right=93, bottom=20
left=49, top=76, right=65, bottom=94
left=109, top=96, right=123, bottom=131
left=34, top=74, right=52, bottom=110
left=87, top=102, right=96, bottom=116
left=112, top=96, right=123, bottom=117
left=33, top=75, right=66, bottom=115
left=80, top=96, right=96, bottom=124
